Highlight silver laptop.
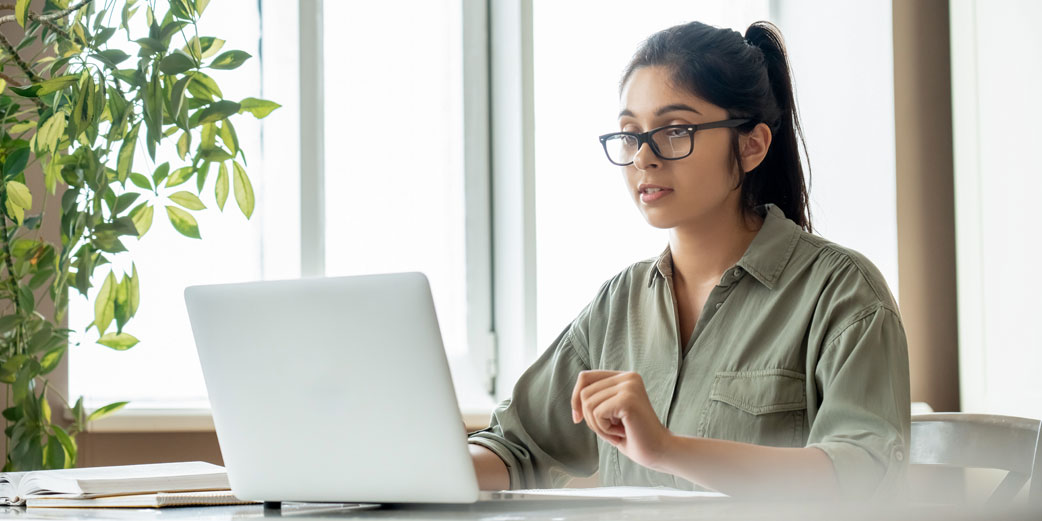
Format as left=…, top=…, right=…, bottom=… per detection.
left=184, top=272, right=485, bottom=504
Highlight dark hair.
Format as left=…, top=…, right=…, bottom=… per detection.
left=621, top=21, right=812, bottom=232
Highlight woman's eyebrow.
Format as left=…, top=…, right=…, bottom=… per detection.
left=618, top=103, right=703, bottom=119
left=655, top=103, right=702, bottom=116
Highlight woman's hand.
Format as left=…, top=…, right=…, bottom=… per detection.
left=570, top=370, right=673, bottom=470
left=570, top=370, right=841, bottom=497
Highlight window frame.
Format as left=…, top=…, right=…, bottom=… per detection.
left=72, top=0, right=505, bottom=430
left=488, top=0, right=538, bottom=400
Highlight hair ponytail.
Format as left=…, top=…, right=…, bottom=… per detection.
left=742, top=22, right=812, bottom=232
left=622, top=20, right=813, bottom=232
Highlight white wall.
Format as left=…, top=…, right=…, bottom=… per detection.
left=951, top=0, right=1042, bottom=419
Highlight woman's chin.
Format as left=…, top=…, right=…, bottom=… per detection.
left=640, top=211, right=680, bottom=230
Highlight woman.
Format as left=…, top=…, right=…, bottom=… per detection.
left=468, top=20, right=909, bottom=499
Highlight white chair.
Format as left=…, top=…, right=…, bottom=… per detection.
left=911, top=413, right=1042, bottom=504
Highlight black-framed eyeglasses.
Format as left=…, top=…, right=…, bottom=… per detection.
left=598, top=118, right=752, bottom=166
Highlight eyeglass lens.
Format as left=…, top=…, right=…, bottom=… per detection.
left=604, top=127, right=692, bottom=165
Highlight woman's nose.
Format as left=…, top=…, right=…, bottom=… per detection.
left=632, top=142, right=660, bottom=170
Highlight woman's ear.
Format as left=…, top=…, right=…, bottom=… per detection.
left=739, top=122, right=773, bottom=172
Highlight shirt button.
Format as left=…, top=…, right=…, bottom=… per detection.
left=733, top=269, right=741, bottom=277
left=895, top=449, right=905, bottom=462
left=715, top=302, right=722, bottom=310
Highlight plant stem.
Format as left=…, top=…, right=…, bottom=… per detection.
left=0, top=216, right=19, bottom=315
left=32, top=14, right=98, bottom=53
left=0, top=29, right=45, bottom=112
left=31, top=183, right=49, bottom=245
left=0, top=0, right=92, bottom=26
left=2, top=378, right=7, bottom=451
left=0, top=211, right=22, bottom=357
left=0, top=0, right=94, bottom=113
left=37, top=376, right=72, bottom=410
left=0, top=30, right=40, bottom=84
left=0, top=72, right=23, bottom=87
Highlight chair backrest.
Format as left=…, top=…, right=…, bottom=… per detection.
left=911, top=413, right=1042, bottom=504
left=1034, top=422, right=1042, bottom=501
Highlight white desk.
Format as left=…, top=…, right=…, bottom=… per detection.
left=2, top=500, right=1040, bottom=521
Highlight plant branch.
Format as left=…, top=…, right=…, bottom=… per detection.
left=0, top=217, right=18, bottom=303
left=0, top=29, right=46, bottom=111
left=0, top=0, right=91, bottom=26
left=0, top=30, right=47, bottom=112
left=0, top=212, right=21, bottom=356
left=2, top=382, right=7, bottom=454
left=38, top=376, right=72, bottom=410
left=0, top=30, right=39, bottom=84
left=0, top=71, right=25, bottom=87
left=32, top=13, right=98, bottom=53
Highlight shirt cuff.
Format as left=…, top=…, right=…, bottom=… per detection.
left=468, top=435, right=522, bottom=490
left=807, top=440, right=904, bottom=498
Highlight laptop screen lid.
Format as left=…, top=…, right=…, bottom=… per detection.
left=184, top=272, right=480, bottom=503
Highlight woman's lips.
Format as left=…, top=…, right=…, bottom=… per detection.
left=640, top=188, right=673, bottom=203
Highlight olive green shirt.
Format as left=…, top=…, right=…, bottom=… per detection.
left=468, top=204, right=911, bottom=497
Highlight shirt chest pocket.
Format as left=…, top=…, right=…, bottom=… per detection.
left=696, top=369, right=807, bottom=448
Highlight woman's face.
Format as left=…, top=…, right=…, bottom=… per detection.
left=617, top=66, right=743, bottom=230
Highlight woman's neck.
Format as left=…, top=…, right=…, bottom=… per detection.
left=668, top=205, right=764, bottom=288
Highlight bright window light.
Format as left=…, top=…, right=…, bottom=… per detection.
left=69, top=1, right=269, bottom=409
left=321, top=1, right=484, bottom=409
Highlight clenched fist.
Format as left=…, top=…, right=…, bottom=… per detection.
left=570, top=370, right=674, bottom=471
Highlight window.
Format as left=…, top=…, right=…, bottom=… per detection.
left=69, top=0, right=491, bottom=415
left=69, top=0, right=271, bottom=409
left=321, top=0, right=490, bottom=411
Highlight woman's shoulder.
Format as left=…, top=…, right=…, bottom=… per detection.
left=596, top=250, right=665, bottom=298
left=788, top=230, right=900, bottom=316
left=556, top=254, right=661, bottom=350
left=569, top=252, right=664, bottom=322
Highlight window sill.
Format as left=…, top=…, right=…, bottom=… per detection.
left=80, top=408, right=494, bottom=434
left=83, top=408, right=216, bottom=433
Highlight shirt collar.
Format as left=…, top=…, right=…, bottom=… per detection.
left=647, top=204, right=802, bottom=290
left=649, top=245, right=674, bottom=288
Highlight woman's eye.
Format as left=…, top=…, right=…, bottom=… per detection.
left=664, top=127, right=690, bottom=138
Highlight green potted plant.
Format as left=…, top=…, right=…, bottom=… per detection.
left=0, top=0, right=279, bottom=470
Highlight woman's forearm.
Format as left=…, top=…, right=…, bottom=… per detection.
left=469, top=444, right=511, bottom=490
left=651, top=435, right=840, bottom=498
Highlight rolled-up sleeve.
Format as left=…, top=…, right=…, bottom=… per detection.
left=467, top=324, right=599, bottom=489
left=805, top=304, right=911, bottom=498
